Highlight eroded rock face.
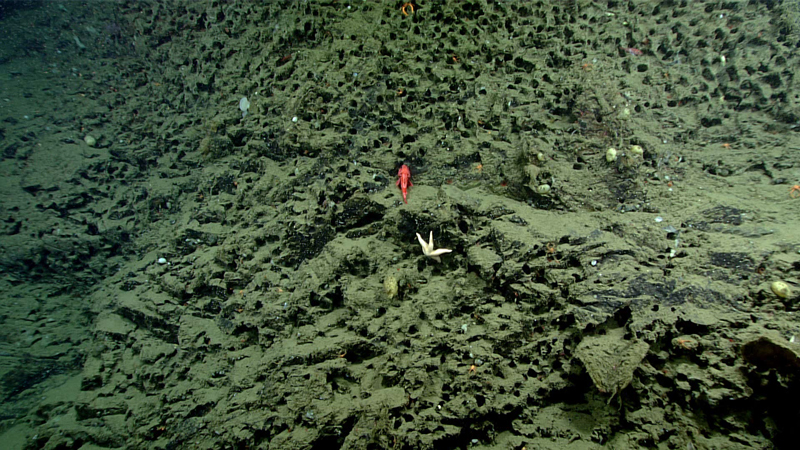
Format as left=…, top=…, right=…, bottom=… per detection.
left=4, top=0, right=800, bottom=448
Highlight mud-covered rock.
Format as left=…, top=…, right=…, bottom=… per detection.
left=575, top=328, right=650, bottom=398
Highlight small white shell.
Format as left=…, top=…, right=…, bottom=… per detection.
left=771, top=281, right=791, bottom=299
left=157, top=257, right=168, bottom=265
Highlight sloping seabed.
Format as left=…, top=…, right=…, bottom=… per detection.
left=1, top=0, right=800, bottom=449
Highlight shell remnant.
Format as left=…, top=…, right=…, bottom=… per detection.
left=384, top=274, right=399, bottom=299
left=771, top=281, right=791, bottom=299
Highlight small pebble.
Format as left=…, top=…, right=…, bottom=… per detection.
left=157, top=257, right=168, bottom=265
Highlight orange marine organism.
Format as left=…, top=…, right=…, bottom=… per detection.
left=396, top=164, right=413, bottom=203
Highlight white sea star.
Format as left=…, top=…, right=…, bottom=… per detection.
left=416, top=231, right=453, bottom=262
